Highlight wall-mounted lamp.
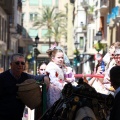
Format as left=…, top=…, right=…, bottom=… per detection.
left=95, top=31, right=102, bottom=42
left=35, top=35, right=39, bottom=46
left=74, top=40, right=79, bottom=49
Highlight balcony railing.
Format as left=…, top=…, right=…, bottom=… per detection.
left=100, top=0, right=109, bottom=14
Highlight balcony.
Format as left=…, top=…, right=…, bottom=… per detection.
left=100, top=0, right=109, bottom=14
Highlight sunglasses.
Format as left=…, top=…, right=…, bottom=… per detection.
left=113, top=54, right=120, bottom=59
left=14, top=61, right=25, bottom=65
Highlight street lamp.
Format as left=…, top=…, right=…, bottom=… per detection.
left=74, top=40, right=79, bottom=49
left=35, top=35, right=39, bottom=46
left=74, top=40, right=79, bottom=73
left=95, top=31, right=102, bottom=42
left=94, top=31, right=103, bottom=60
left=33, top=35, right=39, bottom=75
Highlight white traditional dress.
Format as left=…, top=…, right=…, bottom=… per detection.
left=46, top=61, right=66, bottom=108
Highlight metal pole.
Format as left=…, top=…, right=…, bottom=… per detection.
left=35, top=47, right=37, bottom=75
left=33, top=47, right=36, bottom=75
left=76, top=58, right=78, bottom=74
left=33, top=43, right=38, bottom=75
left=33, top=59, right=36, bottom=75
left=76, top=48, right=78, bottom=74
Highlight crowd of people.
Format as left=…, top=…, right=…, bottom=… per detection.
left=1, top=42, right=120, bottom=120
left=88, top=42, right=120, bottom=95
left=87, top=41, right=120, bottom=119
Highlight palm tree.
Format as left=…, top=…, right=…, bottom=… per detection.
left=33, top=6, right=66, bottom=48
left=43, top=20, right=67, bottom=45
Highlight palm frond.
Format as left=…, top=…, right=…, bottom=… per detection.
left=33, top=6, right=67, bottom=43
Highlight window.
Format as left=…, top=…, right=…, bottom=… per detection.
left=29, top=13, right=38, bottom=21
left=41, top=29, right=48, bottom=37
left=41, top=45, right=49, bottom=53
left=42, top=0, right=52, bottom=6
left=79, top=37, right=84, bottom=49
left=29, top=0, right=39, bottom=6
left=28, top=29, right=38, bottom=38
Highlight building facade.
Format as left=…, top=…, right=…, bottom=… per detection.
left=71, top=0, right=111, bottom=74
left=21, top=0, right=75, bottom=71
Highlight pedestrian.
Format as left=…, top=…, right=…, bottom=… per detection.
left=46, top=47, right=66, bottom=108
left=46, top=47, right=75, bottom=108
left=88, top=61, right=107, bottom=94
left=109, top=66, right=120, bottom=120
left=38, top=62, right=47, bottom=75
left=34, top=62, right=48, bottom=120
left=0, top=53, right=49, bottom=120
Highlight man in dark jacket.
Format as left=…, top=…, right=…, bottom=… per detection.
left=109, top=65, right=120, bottom=120
left=0, top=53, right=49, bottom=120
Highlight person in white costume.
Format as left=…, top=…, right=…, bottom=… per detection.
left=46, top=47, right=76, bottom=108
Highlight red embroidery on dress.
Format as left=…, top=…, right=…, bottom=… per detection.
left=55, top=72, right=58, bottom=77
